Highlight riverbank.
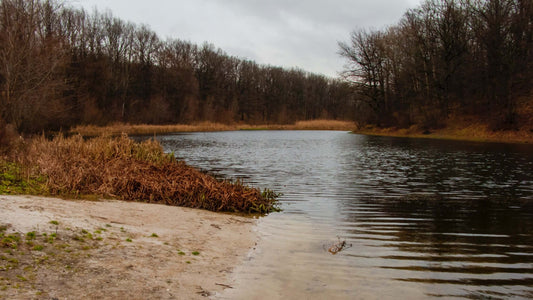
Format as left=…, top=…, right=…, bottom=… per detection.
left=0, top=195, right=256, bottom=299
left=353, top=123, right=533, bottom=144
left=0, top=134, right=279, bottom=214
left=70, top=120, right=356, bottom=136
left=70, top=119, right=533, bottom=144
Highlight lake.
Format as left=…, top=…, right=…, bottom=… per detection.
left=149, top=130, right=533, bottom=299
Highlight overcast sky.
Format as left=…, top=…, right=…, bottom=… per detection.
left=74, top=0, right=422, bottom=78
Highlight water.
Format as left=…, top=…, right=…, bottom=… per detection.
left=149, top=131, right=533, bottom=299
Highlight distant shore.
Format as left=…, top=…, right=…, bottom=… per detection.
left=69, top=120, right=357, bottom=136
left=353, top=124, right=533, bottom=144
left=70, top=119, right=533, bottom=144
left=0, top=195, right=256, bottom=299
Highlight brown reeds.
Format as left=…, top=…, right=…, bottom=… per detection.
left=69, top=122, right=238, bottom=136
left=354, top=121, right=533, bottom=144
left=26, top=134, right=279, bottom=213
left=291, top=120, right=355, bottom=130
left=70, top=120, right=357, bottom=136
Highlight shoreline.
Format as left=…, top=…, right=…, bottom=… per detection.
left=352, top=125, right=533, bottom=145
left=0, top=195, right=257, bottom=299
left=69, top=120, right=357, bottom=136
left=70, top=120, right=533, bottom=145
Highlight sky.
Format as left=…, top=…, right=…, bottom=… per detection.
left=74, top=0, right=422, bottom=78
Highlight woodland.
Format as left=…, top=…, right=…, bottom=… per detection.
left=0, top=0, right=355, bottom=134
left=339, top=0, right=532, bottom=130
left=0, top=0, right=531, bottom=135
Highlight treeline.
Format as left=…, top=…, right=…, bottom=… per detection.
left=339, top=0, right=533, bottom=129
left=0, top=0, right=355, bottom=133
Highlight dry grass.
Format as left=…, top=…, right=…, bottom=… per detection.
left=69, top=122, right=237, bottom=136
left=290, top=120, right=356, bottom=130
left=16, top=134, right=279, bottom=213
left=354, top=95, right=533, bottom=144
left=354, top=121, right=533, bottom=144
left=70, top=120, right=356, bottom=136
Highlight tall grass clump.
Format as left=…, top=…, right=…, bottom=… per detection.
left=26, top=134, right=279, bottom=213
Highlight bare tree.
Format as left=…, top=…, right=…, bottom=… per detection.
left=339, top=30, right=389, bottom=124
left=0, top=0, right=70, bottom=132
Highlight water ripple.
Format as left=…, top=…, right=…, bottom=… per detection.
left=140, top=131, right=533, bottom=299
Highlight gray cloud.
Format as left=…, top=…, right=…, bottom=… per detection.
left=77, top=0, right=421, bottom=77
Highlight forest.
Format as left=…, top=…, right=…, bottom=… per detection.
left=339, top=0, right=533, bottom=130
left=1, top=0, right=532, bottom=136
left=0, top=0, right=355, bottom=134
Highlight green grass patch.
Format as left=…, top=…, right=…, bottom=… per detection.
left=26, top=232, right=36, bottom=240
left=72, top=235, right=84, bottom=242
left=1, top=233, right=21, bottom=249
left=0, top=161, right=47, bottom=195
left=16, top=275, right=27, bottom=282
left=32, top=245, right=44, bottom=251
left=7, top=258, right=18, bottom=264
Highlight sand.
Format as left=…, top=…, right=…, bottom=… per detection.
left=0, top=195, right=257, bottom=299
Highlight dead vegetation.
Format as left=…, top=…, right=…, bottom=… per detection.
left=3, top=134, right=279, bottom=214
left=354, top=117, right=533, bottom=144
left=70, top=120, right=356, bottom=136
left=69, top=122, right=237, bottom=136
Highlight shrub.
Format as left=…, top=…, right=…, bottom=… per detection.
left=26, top=134, right=279, bottom=213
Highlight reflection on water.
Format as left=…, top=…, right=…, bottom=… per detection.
left=146, top=131, right=533, bottom=299
left=344, top=196, right=533, bottom=298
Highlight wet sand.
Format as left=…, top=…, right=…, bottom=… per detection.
left=0, top=195, right=256, bottom=299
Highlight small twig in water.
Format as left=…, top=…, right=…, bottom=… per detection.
left=326, top=236, right=352, bottom=255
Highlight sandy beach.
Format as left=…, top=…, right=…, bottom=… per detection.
left=0, top=195, right=256, bottom=299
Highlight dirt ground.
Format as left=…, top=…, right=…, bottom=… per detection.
left=0, top=195, right=257, bottom=299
